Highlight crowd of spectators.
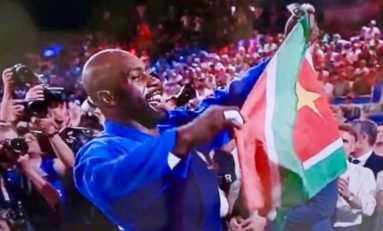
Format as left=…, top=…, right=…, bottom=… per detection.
left=0, top=2, right=383, bottom=230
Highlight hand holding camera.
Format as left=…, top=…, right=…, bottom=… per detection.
left=33, top=117, right=56, bottom=136
left=25, top=85, right=66, bottom=119
left=0, top=63, right=66, bottom=119
left=0, top=99, right=25, bottom=122
left=2, top=68, right=14, bottom=94
left=16, top=153, right=33, bottom=170
left=25, top=85, right=45, bottom=102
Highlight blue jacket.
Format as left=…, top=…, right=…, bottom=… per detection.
left=73, top=61, right=268, bottom=231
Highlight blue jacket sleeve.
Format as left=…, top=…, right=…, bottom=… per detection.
left=285, top=180, right=338, bottom=227
left=197, top=60, right=269, bottom=109
left=164, top=60, right=269, bottom=126
left=73, top=129, right=187, bottom=226
left=160, top=61, right=269, bottom=151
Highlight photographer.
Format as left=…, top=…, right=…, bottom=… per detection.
left=25, top=85, right=75, bottom=169
left=1, top=69, right=25, bottom=123
left=0, top=123, right=61, bottom=230
left=0, top=65, right=75, bottom=171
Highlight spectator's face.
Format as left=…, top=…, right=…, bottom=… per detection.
left=354, top=131, right=370, bottom=152
left=193, top=74, right=207, bottom=89
left=49, top=102, right=68, bottom=123
left=376, top=125, right=383, bottom=145
left=23, top=133, right=42, bottom=156
left=341, top=130, right=356, bottom=156
left=359, top=60, right=366, bottom=68
left=216, top=74, right=228, bottom=88
left=163, top=79, right=181, bottom=96
left=68, top=101, right=83, bottom=119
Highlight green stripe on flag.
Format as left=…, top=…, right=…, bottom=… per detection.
left=304, top=147, right=347, bottom=196
left=271, top=16, right=309, bottom=174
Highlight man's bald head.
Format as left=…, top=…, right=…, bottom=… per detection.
left=82, top=49, right=144, bottom=102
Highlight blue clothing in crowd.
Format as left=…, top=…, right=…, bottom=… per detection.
left=73, top=61, right=268, bottom=231
left=40, top=158, right=67, bottom=202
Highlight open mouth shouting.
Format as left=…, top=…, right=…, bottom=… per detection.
left=145, top=88, right=163, bottom=110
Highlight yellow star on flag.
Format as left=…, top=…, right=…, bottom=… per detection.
left=296, top=82, right=322, bottom=116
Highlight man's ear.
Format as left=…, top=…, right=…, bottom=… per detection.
left=97, top=90, right=117, bottom=106
left=361, top=133, right=369, bottom=143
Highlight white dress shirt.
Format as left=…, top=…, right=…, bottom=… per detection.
left=334, top=162, right=377, bottom=227
left=350, top=149, right=373, bottom=166
left=377, top=171, right=383, bottom=192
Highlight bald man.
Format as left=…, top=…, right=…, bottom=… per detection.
left=73, top=49, right=268, bottom=231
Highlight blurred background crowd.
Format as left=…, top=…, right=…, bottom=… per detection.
left=0, top=0, right=383, bottom=230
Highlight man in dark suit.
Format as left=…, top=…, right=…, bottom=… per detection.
left=350, top=119, right=383, bottom=178
left=264, top=181, right=338, bottom=231
left=351, top=119, right=383, bottom=230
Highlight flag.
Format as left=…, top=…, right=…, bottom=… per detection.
left=235, top=12, right=347, bottom=217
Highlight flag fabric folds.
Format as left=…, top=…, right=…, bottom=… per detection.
left=235, top=12, right=347, bottom=216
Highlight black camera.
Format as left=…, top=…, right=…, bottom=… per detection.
left=0, top=138, right=28, bottom=163
left=28, top=87, right=66, bottom=118
left=11, top=64, right=37, bottom=88
left=60, top=127, right=97, bottom=152
left=16, top=88, right=66, bottom=119
left=0, top=201, right=27, bottom=230
left=10, top=64, right=66, bottom=118
left=175, top=83, right=196, bottom=107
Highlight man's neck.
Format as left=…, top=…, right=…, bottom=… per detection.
left=374, top=143, right=383, bottom=157
left=106, top=112, right=159, bottom=136
left=354, top=146, right=373, bottom=158
left=28, top=154, right=43, bottom=167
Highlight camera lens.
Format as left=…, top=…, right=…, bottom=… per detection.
left=12, top=64, right=37, bottom=88
left=10, top=138, right=28, bottom=156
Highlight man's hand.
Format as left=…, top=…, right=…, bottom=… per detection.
left=25, top=85, right=45, bottom=101
left=33, top=117, right=56, bottom=135
left=284, top=4, right=318, bottom=43
left=229, top=213, right=267, bottom=231
left=2, top=68, right=14, bottom=93
left=338, top=178, right=352, bottom=199
left=174, top=105, right=244, bottom=156
left=229, top=216, right=243, bottom=231
left=17, top=154, right=33, bottom=170
left=0, top=99, right=25, bottom=122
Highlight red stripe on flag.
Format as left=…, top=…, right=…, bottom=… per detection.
left=293, top=58, right=341, bottom=163
left=236, top=72, right=273, bottom=211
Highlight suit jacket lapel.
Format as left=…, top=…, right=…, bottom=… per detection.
left=190, top=152, right=220, bottom=229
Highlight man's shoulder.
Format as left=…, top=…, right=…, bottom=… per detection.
left=369, top=152, right=383, bottom=162
left=76, top=134, right=119, bottom=161
left=377, top=170, right=383, bottom=181
left=351, top=163, right=375, bottom=178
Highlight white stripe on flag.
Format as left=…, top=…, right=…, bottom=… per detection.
left=303, top=138, right=343, bottom=170
left=264, top=56, right=282, bottom=208
left=305, top=48, right=314, bottom=70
